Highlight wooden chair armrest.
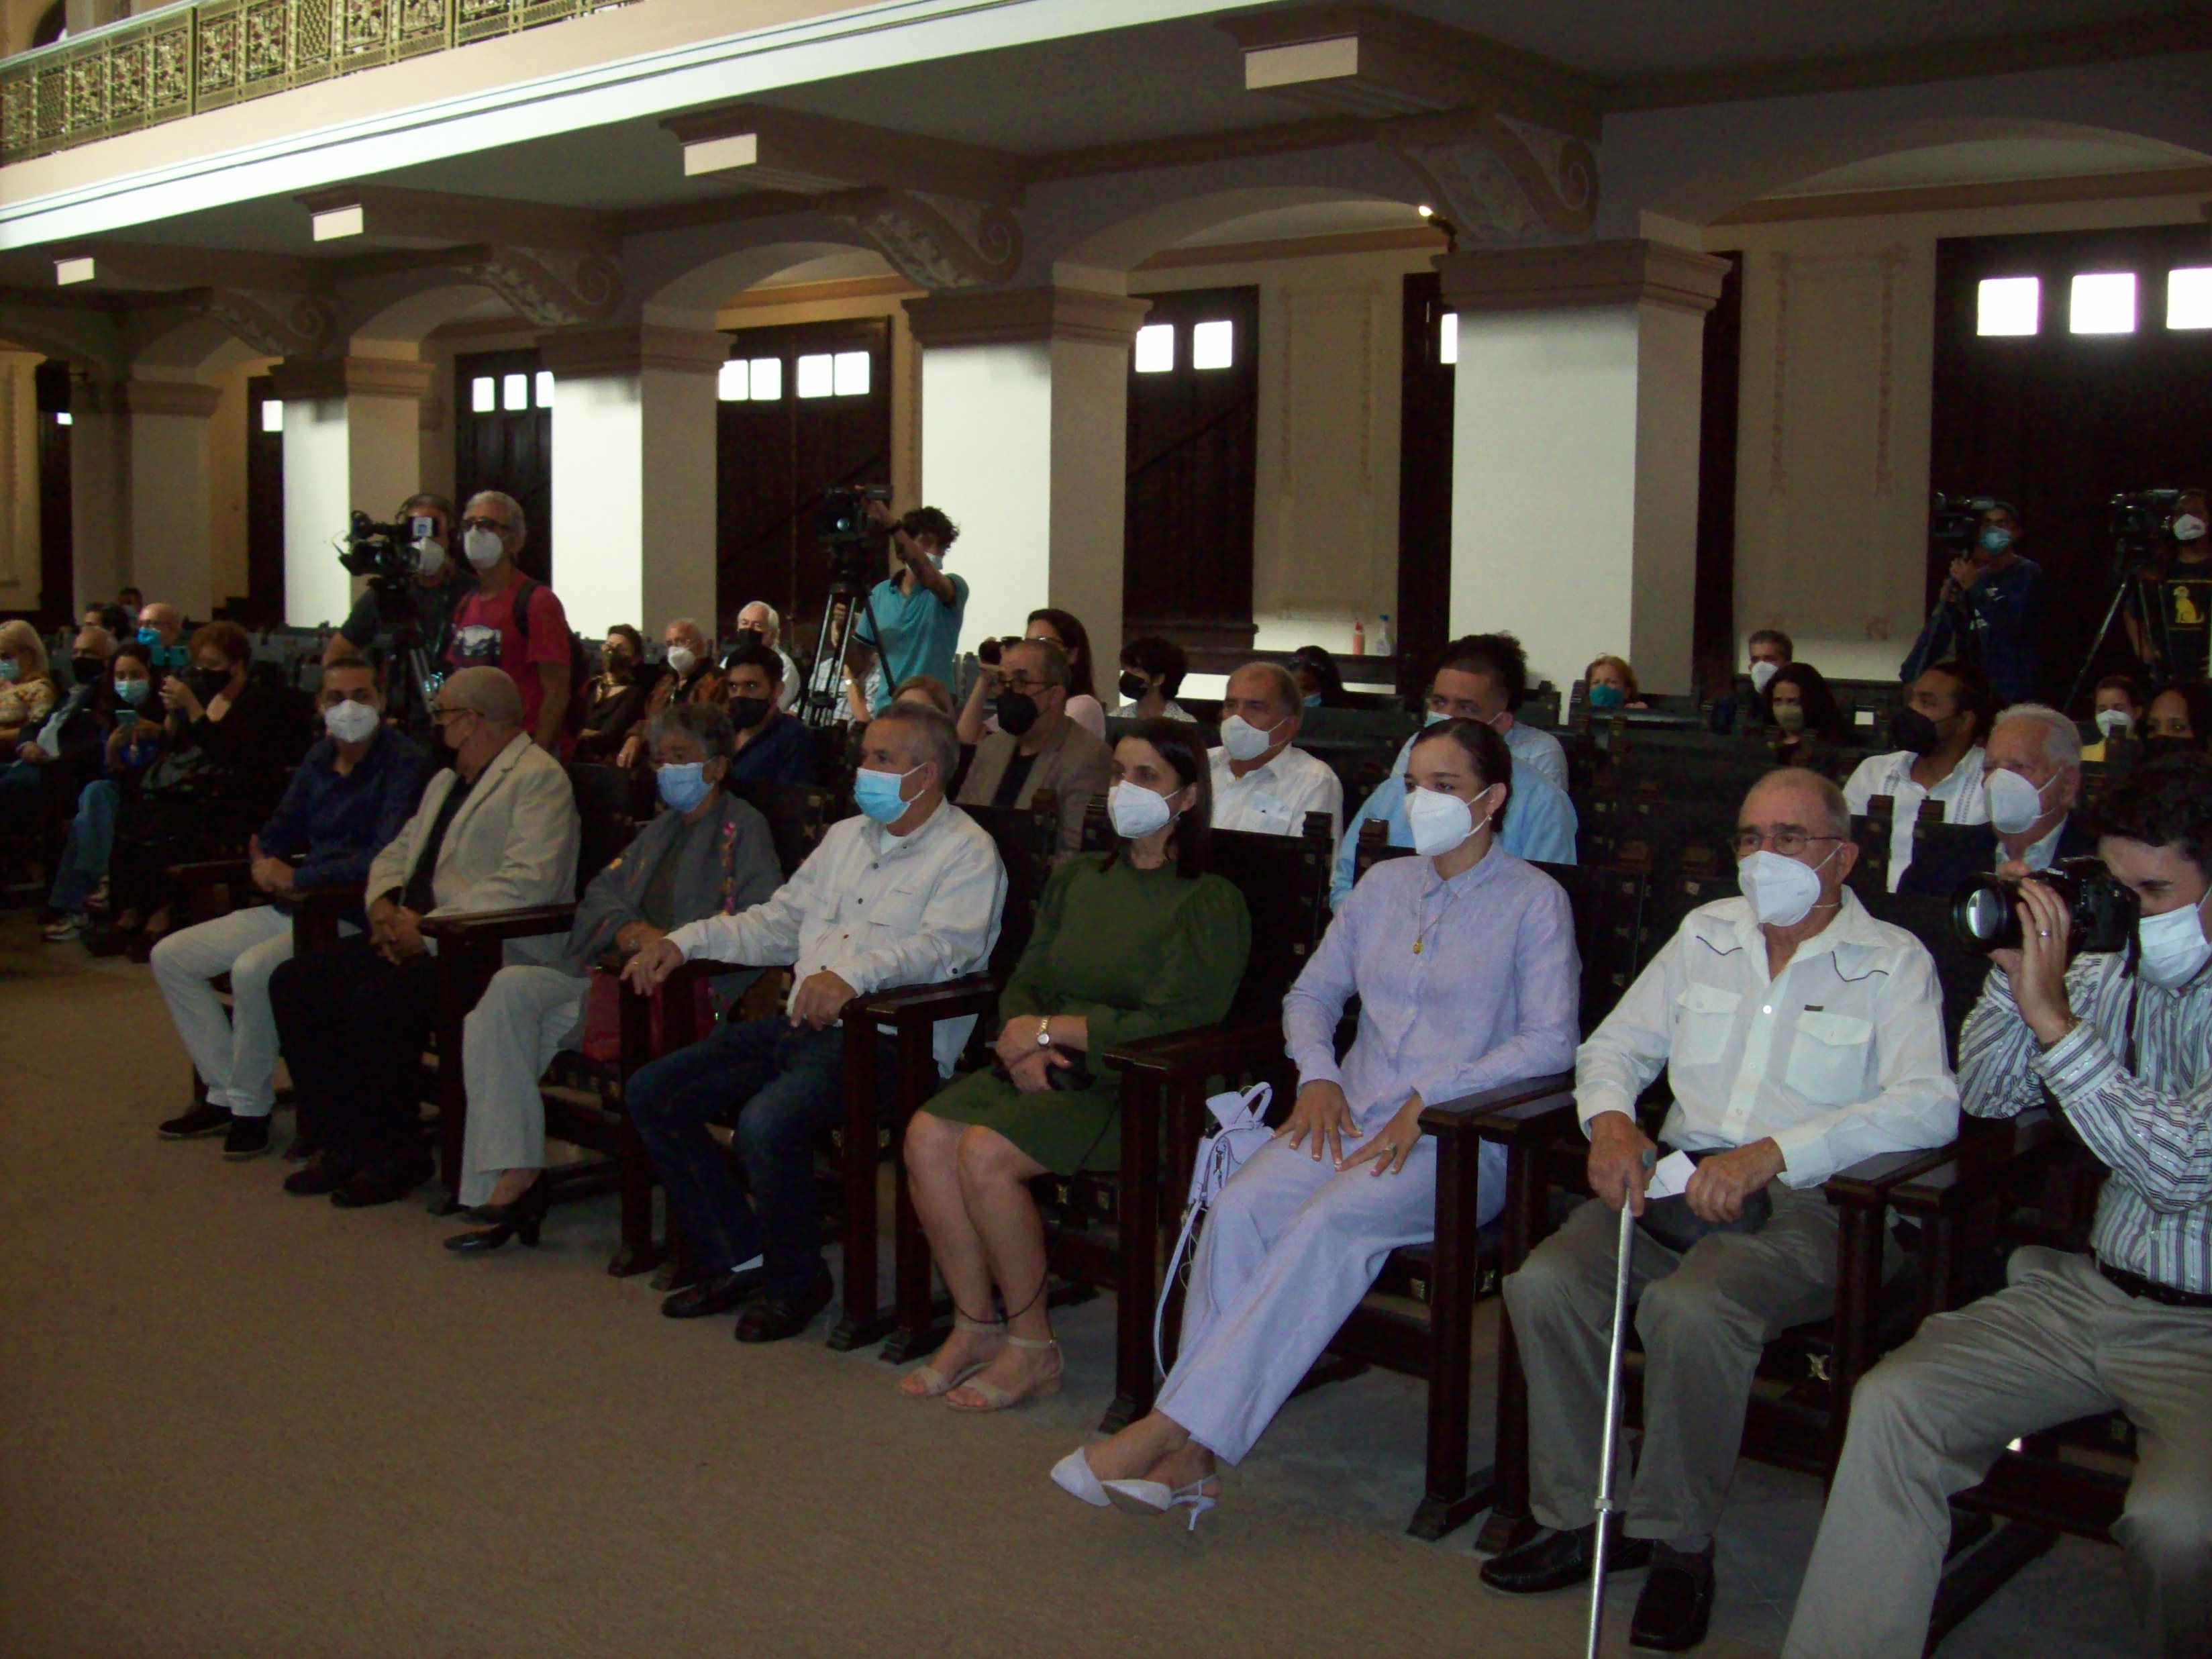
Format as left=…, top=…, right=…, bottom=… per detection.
left=1823, top=1142, right=1974, bottom=1211
left=288, top=882, right=366, bottom=915
left=1101, top=1019, right=1285, bottom=1087
left=1420, top=1072, right=1576, bottom=1130
left=1889, top=1110, right=2063, bottom=1217
left=418, top=903, right=578, bottom=946
left=1470, top=1091, right=1586, bottom=1147
left=167, top=857, right=252, bottom=889
left=854, top=973, right=1005, bottom=1027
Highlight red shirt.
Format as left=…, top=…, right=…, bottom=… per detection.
left=447, top=576, right=570, bottom=741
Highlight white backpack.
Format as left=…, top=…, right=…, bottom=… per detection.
left=1155, top=1082, right=1276, bottom=1378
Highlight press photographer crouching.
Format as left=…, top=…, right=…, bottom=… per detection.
left=1788, top=752, right=2212, bottom=1659
left=326, top=494, right=466, bottom=738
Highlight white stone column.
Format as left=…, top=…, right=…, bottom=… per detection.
left=124, top=377, right=226, bottom=619
left=1440, top=242, right=1729, bottom=697
left=67, top=370, right=128, bottom=615
left=539, top=324, right=725, bottom=639
left=269, top=356, right=434, bottom=629
left=903, top=287, right=1152, bottom=661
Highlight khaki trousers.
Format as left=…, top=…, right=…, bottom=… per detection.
left=1503, top=1184, right=1842, bottom=1540
left=1784, top=1247, right=2212, bottom=1659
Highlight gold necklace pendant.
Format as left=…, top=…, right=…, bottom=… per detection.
left=1412, top=939, right=1423, bottom=954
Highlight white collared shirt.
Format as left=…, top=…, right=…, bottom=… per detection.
left=666, top=800, right=1007, bottom=1076
left=1207, top=741, right=1343, bottom=843
left=1842, top=746, right=1991, bottom=891
left=1575, top=891, right=1958, bottom=1187
left=2005, top=817, right=2066, bottom=874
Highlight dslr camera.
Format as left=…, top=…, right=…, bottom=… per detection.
left=339, top=509, right=440, bottom=581
left=1951, top=856, right=2138, bottom=958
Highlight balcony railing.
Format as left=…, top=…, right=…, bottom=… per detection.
left=0, top=0, right=629, bottom=168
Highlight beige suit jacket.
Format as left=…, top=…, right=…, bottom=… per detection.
left=957, top=714, right=1113, bottom=855
left=367, top=733, right=580, bottom=921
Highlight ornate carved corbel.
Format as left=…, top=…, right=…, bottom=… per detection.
left=197, top=287, right=339, bottom=357
left=831, top=189, right=1022, bottom=291
left=444, top=244, right=623, bottom=327
left=1390, top=113, right=1598, bottom=244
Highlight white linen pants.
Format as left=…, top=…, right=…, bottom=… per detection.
left=1154, top=1126, right=1505, bottom=1464
left=460, top=963, right=589, bottom=1208
left=151, top=905, right=303, bottom=1117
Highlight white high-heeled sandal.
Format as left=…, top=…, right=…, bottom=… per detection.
left=899, top=1314, right=1005, bottom=1399
left=1103, top=1476, right=1219, bottom=1531
left=1050, top=1447, right=1111, bottom=1507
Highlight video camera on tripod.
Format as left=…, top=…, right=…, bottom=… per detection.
left=797, top=484, right=895, bottom=727
left=336, top=508, right=448, bottom=727
left=340, top=509, right=441, bottom=583
left=1929, top=493, right=2000, bottom=554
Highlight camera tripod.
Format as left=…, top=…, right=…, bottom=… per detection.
left=797, top=564, right=889, bottom=730
left=2060, top=554, right=2158, bottom=717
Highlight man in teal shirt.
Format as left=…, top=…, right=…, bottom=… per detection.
left=856, top=501, right=968, bottom=711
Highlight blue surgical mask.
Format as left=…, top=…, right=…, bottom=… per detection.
left=656, top=762, right=714, bottom=813
left=853, top=764, right=920, bottom=824
left=1303, top=693, right=1322, bottom=708
left=1588, top=682, right=1625, bottom=711
left=137, top=625, right=158, bottom=646
left=1979, top=525, right=2013, bottom=554
left=116, top=677, right=150, bottom=705
left=0, top=659, right=17, bottom=682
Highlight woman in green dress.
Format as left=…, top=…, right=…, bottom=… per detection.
left=898, top=718, right=1252, bottom=1411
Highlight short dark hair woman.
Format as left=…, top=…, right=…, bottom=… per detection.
left=897, top=716, right=1251, bottom=1411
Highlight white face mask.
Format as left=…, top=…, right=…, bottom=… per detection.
left=1109, top=781, right=1176, bottom=840
left=323, top=698, right=380, bottom=745
left=1985, top=766, right=2056, bottom=837
left=2174, top=513, right=2207, bottom=544
left=415, top=538, right=447, bottom=578
left=666, top=646, right=699, bottom=677
left=1749, top=660, right=1780, bottom=695
left=2137, top=898, right=2212, bottom=988
left=1406, top=786, right=1490, bottom=859
left=1219, top=713, right=1280, bottom=763
left=1738, top=846, right=1838, bottom=928
left=462, top=526, right=505, bottom=570
left=2095, top=707, right=2133, bottom=740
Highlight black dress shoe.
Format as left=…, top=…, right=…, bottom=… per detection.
left=330, top=1154, right=434, bottom=1209
left=283, top=1152, right=357, bottom=1197
left=1478, top=1521, right=1652, bottom=1596
left=1629, top=1542, right=1713, bottom=1652
left=158, top=1103, right=232, bottom=1140
left=221, top=1115, right=272, bottom=1160
left=660, top=1263, right=766, bottom=1319
left=734, top=1268, right=835, bottom=1344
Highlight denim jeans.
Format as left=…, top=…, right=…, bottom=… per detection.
left=48, top=778, right=119, bottom=913
left=627, top=1015, right=899, bottom=1301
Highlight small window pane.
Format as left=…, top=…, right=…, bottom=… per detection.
left=717, top=360, right=749, bottom=402
left=795, top=353, right=834, bottom=398
left=259, top=401, right=283, bottom=434
left=1440, top=311, right=1459, bottom=366
left=54, top=411, right=72, bottom=427
left=1133, top=323, right=1174, bottom=373
left=833, top=350, right=870, bottom=396
left=748, top=357, right=782, bottom=401
left=2070, top=272, right=2136, bottom=335
left=470, top=375, right=497, bottom=413
left=1976, top=276, right=2040, bottom=337
left=1191, top=319, right=1234, bottom=370
left=501, top=372, right=529, bottom=411
left=534, top=370, right=554, bottom=408
left=2168, top=268, right=2212, bottom=330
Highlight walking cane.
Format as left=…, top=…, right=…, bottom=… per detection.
left=1585, top=1147, right=1655, bottom=1659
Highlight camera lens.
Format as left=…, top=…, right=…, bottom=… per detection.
left=1951, top=878, right=2019, bottom=956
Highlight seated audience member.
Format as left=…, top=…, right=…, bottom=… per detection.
left=1208, top=662, right=1342, bottom=840
left=1708, top=628, right=1793, bottom=736
left=1842, top=661, right=1995, bottom=892
left=117, top=585, right=144, bottom=616
left=959, top=609, right=1108, bottom=745
left=270, top=668, right=579, bottom=1208
left=2143, top=682, right=2212, bottom=758
left=891, top=676, right=956, bottom=717
left=1483, top=768, right=1957, bottom=1649
left=1583, top=654, right=1650, bottom=713
left=573, top=625, right=656, bottom=762
left=40, top=647, right=158, bottom=942
left=617, top=619, right=723, bottom=766
left=721, top=640, right=815, bottom=785
left=904, top=719, right=1249, bottom=1411
left=621, top=703, right=1004, bottom=1341
left=1, top=624, right=111, bottom=812
left=102, top=622, right=299, bottom=958
left=1058, top=718, right=1574, bottom=1515
left=149, top=658, right=425, bottom=1160
left=447, top=704, right=781, bottom=1246
left=0, top=620, right=60, bottom=750
left=1785, top=752, right=2212, bottom=1659
left=1762, top=663, right=1847, bottom=775
left=2081, top=672, right=2146, bottom=763
left=1287, top=645, right=1350, bottom=709
left=1900, top=703, right=2090, bottom=897
left=134, top=602, right=189, bottom=674
left=732, top=601, right=803, bottom=710
left=1114, top=635, right=1195, bottom=723
left=955, top=638, right=1113, bottom=856
left=1333, top=637, right=1578, bottom=905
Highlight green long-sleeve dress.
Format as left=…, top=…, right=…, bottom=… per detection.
left=922, top=850, right=1252, bottom=1174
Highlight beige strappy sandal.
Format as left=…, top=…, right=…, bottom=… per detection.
left=946, top=1335, right=1064, bottom=1413
left=899, top=1314, right=1005, bottom=1399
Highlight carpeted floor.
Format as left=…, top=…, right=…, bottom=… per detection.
left=0, top=911, right=2137, bottom=1658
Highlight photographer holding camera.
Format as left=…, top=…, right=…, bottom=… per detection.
left=853, top=499, right=966, bottom=713
left=1901, top=501, right=2046, bottom=705
left=325, top=494, right=466, bottom=731
left=1788, top=750, right=2212, bottom=1659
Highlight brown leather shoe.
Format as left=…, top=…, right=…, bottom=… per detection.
left=734, top=1268, right=834, bottom=1344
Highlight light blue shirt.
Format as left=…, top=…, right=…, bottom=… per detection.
left=1504, top=719, right=1569, bottom=793
left=855, top=568, right=968, bottom=711
left=1332, top=729, right=1579, bottom=907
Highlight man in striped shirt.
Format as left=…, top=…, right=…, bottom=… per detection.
left=1787, top=754, right=2212, bottom=1659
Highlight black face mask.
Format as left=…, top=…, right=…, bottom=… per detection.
left=1117, top=671, right=1148, bottom=703
left=2142, top=735, right=2200, bottom=761
left=997, top=689, right=1042, bottom=737
left=1888, top=706, right=1944, bottom=756
left=70, top=656, right=105, bottom=687
left=191, top=668, right=232, bottom=703
left=603, top=651, right=634, bottom=678
left=727, top=694, right=772, bottom=732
